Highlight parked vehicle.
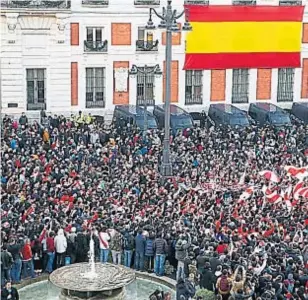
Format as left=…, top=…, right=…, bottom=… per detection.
left=189, top=111, right=209, bottom=128
left=113, top=105, right=158, bottom=129
left=291, top=102, right=308, bottom=124
left=248, top=103, right=291, bottom=127
left=153, top=104, right=193, bottom=131
left=208, top=104, right=250, bottom=128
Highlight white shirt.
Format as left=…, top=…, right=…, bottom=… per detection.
left=99, top=232, right=110, bottom=249
left=54, top=234, right=67, bottom=254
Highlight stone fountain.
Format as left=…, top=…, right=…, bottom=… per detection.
left=49, top=237, right=135, bottom=300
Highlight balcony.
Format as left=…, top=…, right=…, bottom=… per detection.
left=84, top=40, right=108, bottom=53
left=136, top=40, right=159, bottom=52
left=81, top=0, right=108, bottom=6
left=134, top=0, right=160, bottom=6
left=136, top=97, right=155, bottom=106
left=232, top=0, right=256, bottom=4
left=279, top=0, right=302, bottom=5
left=86, top=100, right=105, bottom=109
left=0, top=0, right=71, bottom=9
left=27, top=102, right=46, bottom=111
left=184, top=0, right=209, bottom=4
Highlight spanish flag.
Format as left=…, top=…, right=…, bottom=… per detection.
left=184, top=5, right=304, bottom=70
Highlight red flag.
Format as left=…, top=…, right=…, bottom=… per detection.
left=21, top=206, right=35, bottom=222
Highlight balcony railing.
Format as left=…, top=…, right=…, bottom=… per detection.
left=134, top=0, right=160, bottom=6
left=184, top=0, right=209, bottom=4
left=136, top=40, right=159, bottom=52
left=232, top=0, right=256, bottom=5
left=185, top=95, right=203, bottom=105
left=86, top=101, right=105, bottom=109
left=81, top=0, right=108, bottom=5
left=0, top=0, right=71, bottom=8
left=84, top=40, right=108, bottom=52
left=136, top=97, right=155, bottom=106
left=27, top=102, right=46, bottom=111
left=279, top=0, right=302, bottom=5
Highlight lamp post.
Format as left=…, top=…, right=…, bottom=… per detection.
left=146, top=0, right=192, bottom=177
left=128, top=64, right=162, bottom=137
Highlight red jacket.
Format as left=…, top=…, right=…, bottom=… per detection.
left=46, top=237, right=55, bottom=253
left=216, top=244, right=228, bottom=254
left=21, top=244, right=32, bottom=261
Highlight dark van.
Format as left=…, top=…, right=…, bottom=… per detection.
left=113, top=105, right=158, bottom=129
left=248, top=103, right=291, bottom=127
left=153, top=104, right=193, bottom=131
left=208, top=104, right=250, bottom=128
left=291, top=102, right=308, bottom=124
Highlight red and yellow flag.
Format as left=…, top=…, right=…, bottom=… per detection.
left=184, top=5, right=304, bottom=70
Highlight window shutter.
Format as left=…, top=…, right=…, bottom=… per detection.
left=256, top=69, right=272, bottom=100
left=71, top=23, right=79, bottom=46
left=71, top=62, right=78, bottom=106
left=303, top=23, right=308, bottom=43
left=210, top=70, right=226, bottom=102
left=301, top=58, right=308, bottom=98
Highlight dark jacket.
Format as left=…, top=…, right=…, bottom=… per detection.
left=209, top=256, right=221, bottom=272
left=200, top=267, right=215, bottom=291
left=175, top=239, right=191, bottom=262
left=176, top=279, right=196, bottom=300
left=135, top=234, right=146, bottom=253
left=19, top=115, right=28, bottom=126
left=1, top=287, right=19, bottom=300
left=153, top=238, right=167, bottom=255
left=7, top=243, right=23, bottom=261
left=123, top=233, right=135, bottom=251
left=196, top=254, right=207, bottom=271
left=1, top=251, right=13, bottom=270
left=76, top=233, right=89, bottom=260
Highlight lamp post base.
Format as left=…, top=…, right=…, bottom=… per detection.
left=160, top=162, right=173, bottom=177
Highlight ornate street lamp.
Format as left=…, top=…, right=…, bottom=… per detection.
left=128, top=64, right=162, bottom=137
left=145, top=0, right=192, bottom=177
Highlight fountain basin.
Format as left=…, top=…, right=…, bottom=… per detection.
left=19, top=276, right=176, bottom=300
left=49, top=263, right=135, bottom=299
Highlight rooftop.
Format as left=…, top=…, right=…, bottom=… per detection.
left=156, top=104, right=188, bottom=115
left=253, top=102, right=284, bottom=112
left=212, top=104, right=245, bottom=115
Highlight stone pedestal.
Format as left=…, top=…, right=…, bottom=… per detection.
left=59, top=287, right=125, bottom=300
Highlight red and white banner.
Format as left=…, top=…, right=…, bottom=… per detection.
left=259, top=170, right=280, bottom=183
left=284, top=166, right=308, bottom=180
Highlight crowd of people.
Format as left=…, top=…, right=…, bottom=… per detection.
left=1, top=111, right=308, bottom=300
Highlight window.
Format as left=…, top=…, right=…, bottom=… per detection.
left=184, top=0, right=209, bottom=4
left=26, top=68, right=46, bottom=110
left=232, top=69, right=249, bottom=103
left=277, top=68, right=294, bottom=102
left=86, top=68, right=105, bottom=108
left=136, top=27, right=155, bottom=50
left=86, top=27, right=102, bottom=43
left=134, top=0, right=160, bottom=6
left=185, top=70, right=203, bottom=105
left=138, top=27, right=145, bottom=41
left=279, top=0, right=302, bottom=5
left=136, top=68, right=155, bottom=106
left=232, top=0, right=256, bottom=5
left=85, top=27, right=107, bottom=52
left=138, top=27, right=154, bottom=43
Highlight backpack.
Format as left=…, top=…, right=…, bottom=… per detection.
left=67, top=236, right=76, bottom=254
left=219, top=276, right=231, bottom=293
left=184, top=280, right=196, bottom=298
left=124, top=235, right=134, bottom=250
